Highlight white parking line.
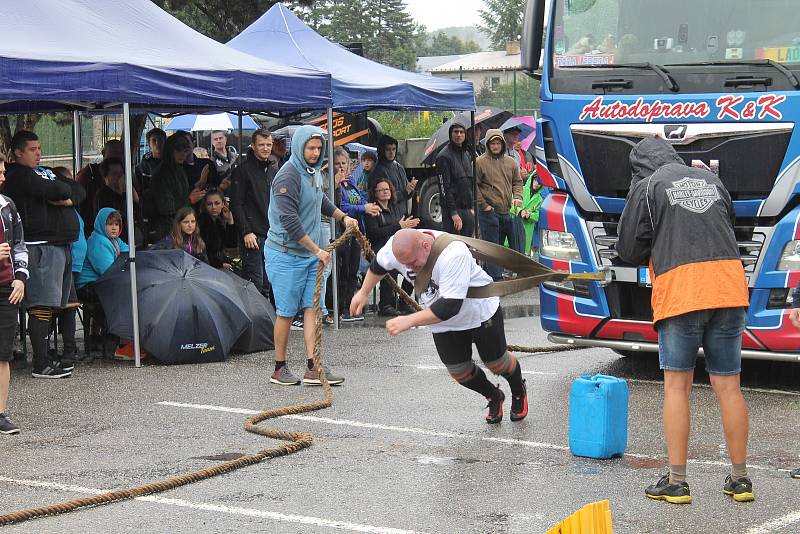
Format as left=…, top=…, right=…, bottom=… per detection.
left=627, top=378, right=800, bottom=397
left=410, top=364, right=557, bottom=376
left=157, top=401, right=784, bottom=473
left=745, top=511, right=800, bottom=534
left=0, top=476, right=426, bottom=534
left=410, top=366, right=800, bottom=395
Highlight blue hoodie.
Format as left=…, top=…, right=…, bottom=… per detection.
left=77, top=207, right=129, bottom=288
left=266, top=125, right=337, bottom=257
left=71, top=211, right=87, bottom=274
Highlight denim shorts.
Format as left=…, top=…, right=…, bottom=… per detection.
left=264, top=247, right=322, bottom=318
left=656, top=307, right=747, bottom=375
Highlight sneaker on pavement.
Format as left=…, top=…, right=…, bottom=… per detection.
left=113, top=343, right=147, bottom=361
left=485, top=387, right=505, bottom=424
left=645, top=474, right=692, bottom=504
left=510, top=379, right=528, bottom=421
left=270, top=366, right=301, bottom=385
left=31, top=364, right=72, bottom=379
left=340, top=314, right=358, bottom=322
left=0, top=413, right=20, bottom=435
left=55, top=352, right=76, bottom=372
left=397, top=303, right=416, bottom=315
left=378, top=306, right=400, bottom=317
left=723, top=475, right=754, bottom=502
left=791, top=468, right=800, bottom=479
left=322, top=315, right=334, bottom=326
left=302, top=365, right=345, bottom=386
left=290, top=318, right=304, bottom=331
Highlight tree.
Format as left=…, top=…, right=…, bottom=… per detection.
left=478, top=0, right=525, bottom=51
left=476, top=75, right=540, bottom=115
left=152, top=0, right=314, bottom=42
left=297, top=0, right=422, bottom=71
left=419, top=32, right=482, bottom=56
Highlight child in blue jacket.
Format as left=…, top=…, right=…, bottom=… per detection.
left=77, top=207, right=129, bottom=289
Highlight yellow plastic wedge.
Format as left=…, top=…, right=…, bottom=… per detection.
left=545, top=500, right=613, bottom=534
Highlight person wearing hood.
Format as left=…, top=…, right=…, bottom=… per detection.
left=229, top=129, right=277, bottom=297
left=475, top=129, right=523, bottom=280
left=0, top=154, right=28, bottom=434
left=371, top=135, right=417, bottom=205
left=77, top=207, right=129, bottom=289
left=435, top=123, right=474, bottom=237
left=617, top=136, right=752, bottom=504
left=265, top=125, right=358, bottom=387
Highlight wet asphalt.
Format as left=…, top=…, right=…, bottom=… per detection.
left=1, top=289, right=799, bottom=533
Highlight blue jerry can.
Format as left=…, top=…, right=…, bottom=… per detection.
left=569, top=374, right=629, bottom=459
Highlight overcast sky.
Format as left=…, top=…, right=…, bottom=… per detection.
left=404, top=0, right=484, bottom=31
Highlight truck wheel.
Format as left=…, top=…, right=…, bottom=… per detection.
left=418, top=180, right=442, bottom=229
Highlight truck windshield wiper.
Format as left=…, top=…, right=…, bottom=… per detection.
left=664, top=59, right=800, bottom=89
left=561, top=62, right=679, bottom=92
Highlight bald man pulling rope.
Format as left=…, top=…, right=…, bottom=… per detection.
left=350, top=228, right=527, bottom=424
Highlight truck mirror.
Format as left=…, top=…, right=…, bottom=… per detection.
left=522, top=0, right=546, bottom=76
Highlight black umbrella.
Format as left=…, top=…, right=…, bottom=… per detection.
left=93, top=250, right=250, bottom=364
left=222, top=270, right=276, bottom=353
left=422, top=106, right=513, bottom=165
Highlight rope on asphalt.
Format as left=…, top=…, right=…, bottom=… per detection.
left=0, top=227, right=583, bottom=526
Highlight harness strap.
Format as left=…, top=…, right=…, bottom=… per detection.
left=414, top=233, right=604, bottom=299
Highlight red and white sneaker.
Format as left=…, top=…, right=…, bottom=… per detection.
left=510, top=379, right=528, bottom=421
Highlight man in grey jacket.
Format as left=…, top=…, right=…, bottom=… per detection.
left=265, top=126, right=358, bottom=387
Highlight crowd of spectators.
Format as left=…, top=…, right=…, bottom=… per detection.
left=0, top=121, right=545, bottom=434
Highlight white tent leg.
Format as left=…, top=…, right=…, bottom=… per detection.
left=327, top=108, right=339, bottom=330
left=72, top=111, right=82, bottom=175
left=122, top=103, right=142, bottom=368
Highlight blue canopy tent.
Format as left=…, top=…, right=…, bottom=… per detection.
left=228, top=3, right=475, bottom=327
left=227, top=3, right=475, bottom=112
left=0, top=0, right=333, bottom=366
left=0, top=0, right=331, bottom=113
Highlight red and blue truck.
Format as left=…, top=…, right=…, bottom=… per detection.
left=522, top=0, right=800, bottom=361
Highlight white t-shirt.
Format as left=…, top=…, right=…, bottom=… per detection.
left=376, top=230, right=500, bottom=333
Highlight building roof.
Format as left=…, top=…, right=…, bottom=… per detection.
left=416, top=54, right=464, bottom=74
left=430, top=51, right=523, bottom=73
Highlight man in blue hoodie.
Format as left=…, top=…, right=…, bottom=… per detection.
left=265, top=126, right=358, bottom=386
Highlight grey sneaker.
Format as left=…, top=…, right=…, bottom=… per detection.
left=269, top=365, right=301, bottom=385
left=303, top=365, right=345, bottom=386
left=0, top=413, right=20, bottom=435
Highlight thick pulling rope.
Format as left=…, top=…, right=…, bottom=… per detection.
left=0, top=228, right=586, bottom=526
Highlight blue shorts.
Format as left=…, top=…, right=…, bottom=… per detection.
left=656, top=307, right=747, bottom=375
left=264, top=247, right=323, bottom=318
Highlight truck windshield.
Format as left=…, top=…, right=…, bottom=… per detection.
left=551, top=0, right=800, bottom=71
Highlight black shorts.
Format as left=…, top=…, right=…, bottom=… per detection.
left=0, top=286, right=20, bottom=361
left=432, top=306, right=506, bottom=366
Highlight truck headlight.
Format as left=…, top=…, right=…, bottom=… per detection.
left=540, top=229, right=581, bottom=261
left=777, top=240, right=800, bottom=271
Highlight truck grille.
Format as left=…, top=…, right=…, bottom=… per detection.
left=589, top=221, right=764, bottom=275
left=571, top=126, right=791, bottom=200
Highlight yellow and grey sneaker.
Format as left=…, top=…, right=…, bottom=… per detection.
left=723, top=475, right=754, bottom=502
left=645, top=474, right=692, bottom=504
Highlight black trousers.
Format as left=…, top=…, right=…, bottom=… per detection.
left=336, top=236, right=361, bottom=313
left=431, top=306, right=506, bottom=366
left=442, top=208, right=475, bottom=237
left=240, top=234, right=269, bottom=297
